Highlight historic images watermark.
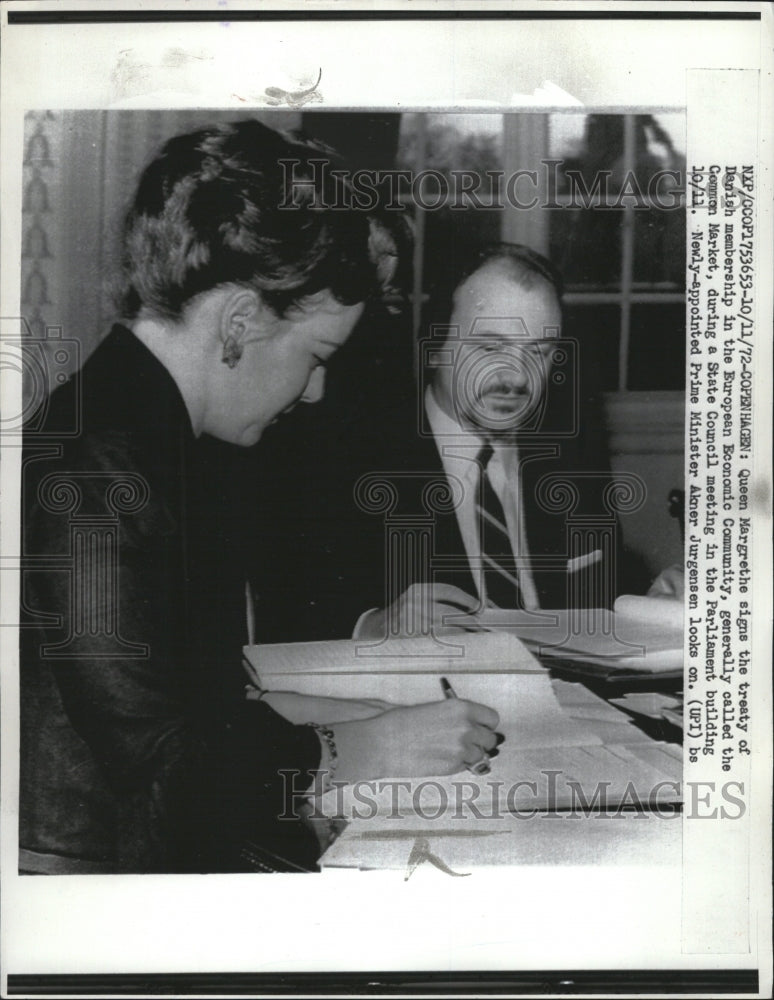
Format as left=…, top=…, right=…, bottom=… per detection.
left=0, top=317, right=80, bottom=437
left=279, top=770, right=744, bottom=823
left=278, top=158, right=687, bottom=212
left=3, top=317, right=149, bottom=658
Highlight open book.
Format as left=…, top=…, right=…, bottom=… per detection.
left=243, top=630, right=544, bottom=681
left=243, top=632, right=682, bottom=819
left=246, top=632, right=601, bottom=753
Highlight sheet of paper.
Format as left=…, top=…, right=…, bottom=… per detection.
left=247, top=625, right=682, bottom=824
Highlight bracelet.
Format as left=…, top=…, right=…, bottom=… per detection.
left=307, top=723, right=338, bottom=795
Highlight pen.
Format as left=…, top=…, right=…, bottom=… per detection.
left=440, top=676, right=457, bottom=699
left=439, top=676, right=492, bottom=775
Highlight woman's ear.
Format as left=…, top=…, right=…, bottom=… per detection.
left=220, top=287, right=264, bottom=346
left=218, top=287, right=269, bottom=369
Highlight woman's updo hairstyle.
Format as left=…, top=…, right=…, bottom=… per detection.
left=120, top=119, right=409, bottom=320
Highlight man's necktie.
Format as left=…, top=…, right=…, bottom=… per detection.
left=476, top=444, right=521, bottom=609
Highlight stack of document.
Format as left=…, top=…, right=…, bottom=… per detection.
left=453, top=595, right=684, bottom=677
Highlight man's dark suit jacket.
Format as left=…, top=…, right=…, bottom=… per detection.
left=362, top=394, right=621, bottom=613
left=20, top=326, right=321, bottom=873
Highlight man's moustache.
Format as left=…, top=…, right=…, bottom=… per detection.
left=480, top=384, right=527, bottom=398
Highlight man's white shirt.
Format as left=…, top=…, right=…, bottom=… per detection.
left=350, top=387, right=542, bottom=637
left=424, top=385, right=540, bottom=610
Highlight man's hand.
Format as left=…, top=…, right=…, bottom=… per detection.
left=354, top=583, right=483, bottom=640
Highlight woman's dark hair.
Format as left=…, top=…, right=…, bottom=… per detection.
left=120, top=119, right=410, bottom=320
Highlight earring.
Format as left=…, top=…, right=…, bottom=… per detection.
left=221, top=336, right=243, bottom=369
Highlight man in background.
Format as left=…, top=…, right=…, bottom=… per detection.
left=355, top=243, right=644, bottom=638
left=243, top=242, right=653, bottom=644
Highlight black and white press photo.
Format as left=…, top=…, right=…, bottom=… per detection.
left=1, top=3, right=771, bottom=996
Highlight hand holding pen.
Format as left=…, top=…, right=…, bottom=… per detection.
left=440, top=676, right=504, bottom=775
left=332, top=695, right=500, bottom=782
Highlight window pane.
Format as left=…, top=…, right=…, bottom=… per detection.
left=652, top=113, right=686, bottom=162
left=628, top=304, right=685, bottom=390
left=550, top=113, right=628, bottom=196
left=400, top=112, right=505, bottom=323
left=563, top=303, right=621, bottom=392
left=550, top=209, right=622, bottom=287
left=548, top=114, right=626, bottom=288
left=549, top=111, right=686, bottom=293
left=633, top=208, right=686, bottom=286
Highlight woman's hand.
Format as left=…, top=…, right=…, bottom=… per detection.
left=354, top=584, right=483, bottom=640
left=332, top=698, right=500, bottom=782
left=247, top=689, right=396, bottom=724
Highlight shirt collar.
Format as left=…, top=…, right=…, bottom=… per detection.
left=424, top=384, right=521, bottom=480
left=425, top=384, right=483, bottom=481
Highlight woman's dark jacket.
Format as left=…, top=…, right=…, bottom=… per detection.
left=20, top=325, right=321, bottom=873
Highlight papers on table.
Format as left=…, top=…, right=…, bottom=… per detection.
left=454, top=595, right=684, bottom=676
left=309, top=679, right=681, bottom=823
left=312, top=736, right=681, bottom=823
left=243, top=632, right=682, bottom=829
left=613, top=594, right=683, bottom=629
left=317, top=684, right=683, bottom=868
left=243, top=596, right=684, bottom=685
